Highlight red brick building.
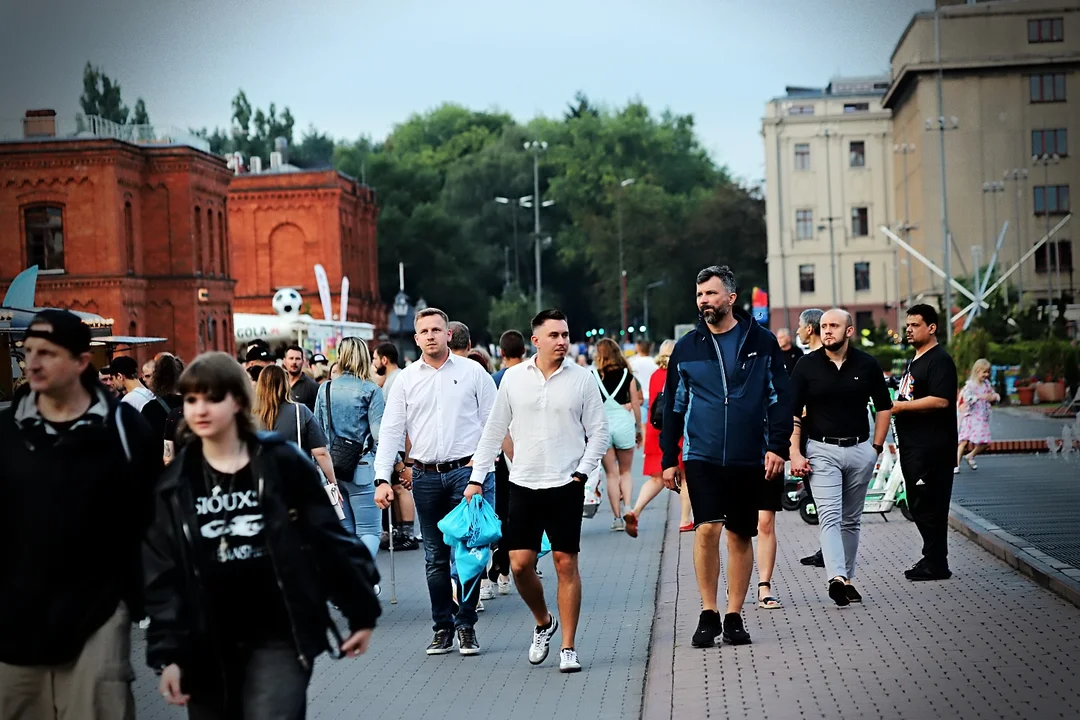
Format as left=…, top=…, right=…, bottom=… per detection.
left=227, top=167, right=382, bottom=325
left=0, top=112, right=235, bottom=363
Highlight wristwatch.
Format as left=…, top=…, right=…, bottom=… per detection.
left=571, top=472, right=589, bottom=482
left=374, top=478, right=390, bottom=488
left=872, top=443, right=884, bottom=454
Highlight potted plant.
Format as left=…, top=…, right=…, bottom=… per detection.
left=1035, top=340, right=1067, bottom=403
left=1015, top=365, right=1036, bottom=406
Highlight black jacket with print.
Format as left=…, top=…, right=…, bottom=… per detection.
left=0, top=380, right=161, bottom=665
left=143, top=432, right=380, bottom=683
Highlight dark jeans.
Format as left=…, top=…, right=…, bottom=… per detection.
left=186, top=641, right=311, bottom=720
left=412, top=465, right=481, bottom=631
left=899, top=445, right=955, bottom=568
left=491, top=453, right=512, bottom=578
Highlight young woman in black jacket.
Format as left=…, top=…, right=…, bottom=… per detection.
left=143, top=352, right=381, bottom=719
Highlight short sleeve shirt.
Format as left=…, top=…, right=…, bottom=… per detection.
left=272, top=403, right=327, bottom=452
left=894, top=345, right=958, bottom=449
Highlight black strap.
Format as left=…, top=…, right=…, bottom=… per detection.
left=324, top=380, right=336, bottom=436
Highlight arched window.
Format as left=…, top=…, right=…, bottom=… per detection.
left=207, top=209, right=215, bottom=277
left=208, top=316, right=217, bottom=350
left=25, top=205, right=65, bottom=272
left=124, top=202, right=135, bottom=275
left=129, top=320, right=137, bottom=338
left=194, top=206, right=203, bottom=275
left=217, top=210, right=226, bottom=276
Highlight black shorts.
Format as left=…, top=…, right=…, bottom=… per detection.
left=507, top=480, right=585, bottom=554
left=758, top=473, right=783, bottom=512
left=683, top=461, right=763, bottom=537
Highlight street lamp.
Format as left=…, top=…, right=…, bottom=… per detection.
left=1032, top=153, right=1061, bottom=321
left=894, top=143, right=917, bottom=325
left=1004, top=168, right=1029, bottom=300
left=821, top=128, right=839, bottom=307
left=644, top=279, right=665, bottom=341
left=494, top=195, right=532, bottom=288
left=525, top=140, right=549, bottom=313
left=616, top=178, right=635, bottom=343
left=926, top=113, right=960, bottom=341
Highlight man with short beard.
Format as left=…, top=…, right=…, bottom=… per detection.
left=789, top=309, right=892, bottom=605
left=660, top=266, right=792, bottom=649
left=283, top=344, right=318, bottom=411
left=373, top=343, right=402, bottom=399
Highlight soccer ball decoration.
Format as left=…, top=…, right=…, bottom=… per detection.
left=272, top=288, right=303, bottom=317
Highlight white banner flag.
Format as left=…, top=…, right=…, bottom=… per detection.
left=340, top=276, right=350, bottom=323
left=313, top=264, right=333, bottom=321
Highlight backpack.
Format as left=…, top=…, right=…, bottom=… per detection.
left=649, top=392, right=664, bottom=430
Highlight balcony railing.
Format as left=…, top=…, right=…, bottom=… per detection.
left=74, top=114, right=210, bottom=152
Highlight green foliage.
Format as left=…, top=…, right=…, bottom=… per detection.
left=488, top=288, right=535, bottom=340
left=951, top=328, right=991, bottom=386
left=864, top=345, right=908, bottom=375
left=80, top=62, right=149, bottom=126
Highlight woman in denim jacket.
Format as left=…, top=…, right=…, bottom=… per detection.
left=315, top=337, right=385, bottom=561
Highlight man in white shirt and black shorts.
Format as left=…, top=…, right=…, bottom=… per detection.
left=374, top=307, right=497, bottom=657
left=467, top=309, right=609, bottom=673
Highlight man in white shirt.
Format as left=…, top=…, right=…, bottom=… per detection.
left=373, top=307, right=497, bottom=657
left=466, top=309, right=609, bottom=673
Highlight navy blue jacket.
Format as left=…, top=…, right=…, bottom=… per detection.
left=660, top=309, right=793, bottom=468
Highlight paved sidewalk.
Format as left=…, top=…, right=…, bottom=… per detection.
left=644, top=493, right=1080, bottom=720
left=133, top=472, right=665, bottom=719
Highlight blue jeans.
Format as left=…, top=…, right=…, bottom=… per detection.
left=412, top=466, right=490, bottom=631
left=339, top=455, right=381, bottom=562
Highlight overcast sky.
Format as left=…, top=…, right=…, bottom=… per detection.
left=1, top=0, right=931, bottom=183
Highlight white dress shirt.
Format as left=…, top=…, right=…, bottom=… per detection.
left=469, top=356, right=610, bottom=489
left=374, top=352, right=497, bottom=481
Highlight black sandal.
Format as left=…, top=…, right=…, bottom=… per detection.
left=757, top=581, right=782, bottom=609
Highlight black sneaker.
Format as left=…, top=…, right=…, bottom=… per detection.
left=394, top=531, right=420, bottom=551
left=845, top=584, right=863, bottom=603
left=722, top=613, right=751, bottom=645
left=425, top=629, right=454, bottom=655
left=800, top=549, right=825, bottom=567
left=691, top=610, right=722, bottom=648
left=828, top=578, right=851, bottom=607
left=906, top=561, right=952, bottom=582
left=456, top=627, right=480, bottom=656
left=379, top=531, right=390, bottom=551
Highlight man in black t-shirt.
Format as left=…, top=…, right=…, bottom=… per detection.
left=283, top=345, right=319, bottom=411
left=892, top=304, right=958, bottom=581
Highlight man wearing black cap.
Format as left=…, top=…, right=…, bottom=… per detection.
left=0, top=310, right=161, bottom=718
left=244, top=344, right=275, bottom=384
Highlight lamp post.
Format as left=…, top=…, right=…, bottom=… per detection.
left=1032, top=153, right=1061, bottom=322
left=929, top=5, right=958, bottom=343
left=1004, top=168, right=1029, bottom=301
left=644, top=279, right=665, bottom=341
left=822, top=127, right=839, bottom=307
left=894, top=142, right=917, bottom=330
left=494, top=195, right=532, bottom=288
left=617, top=178, right=635, bottom=340
left=525, top=140, right=549, bottom=313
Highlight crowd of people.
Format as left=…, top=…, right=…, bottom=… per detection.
left=0, top=263, right=981, bottom=718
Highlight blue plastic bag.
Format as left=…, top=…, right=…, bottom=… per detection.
left=437, top=495, right=502, bottom=549
left=539, top=532, right=552, bottom=559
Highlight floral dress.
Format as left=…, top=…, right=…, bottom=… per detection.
left=958, top=379, right=994, bottom=444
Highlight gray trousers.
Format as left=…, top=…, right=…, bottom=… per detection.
left=807, top=440, right=878, bottom=581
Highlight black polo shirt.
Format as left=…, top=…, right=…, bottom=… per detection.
left=289, top=373, right=319, bottom=412
left=790, top=346, right=892, bottom=441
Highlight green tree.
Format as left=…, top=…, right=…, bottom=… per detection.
left=80, top=62, right=149, bottom=126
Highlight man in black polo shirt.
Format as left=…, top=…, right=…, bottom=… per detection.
left=892, top=304, right=958, bottom=581
left=789, top=309, right=892, bottom=606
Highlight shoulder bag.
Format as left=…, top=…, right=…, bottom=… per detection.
left=323, top=381, right=364, bottom=482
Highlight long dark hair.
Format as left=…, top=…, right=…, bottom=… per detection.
left=254, top=365, right=292, bottom=431
left=175, top=352, right=257, bottom=444
left=150, top=353, right=183, bottom=397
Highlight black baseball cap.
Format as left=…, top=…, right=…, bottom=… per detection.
left=311, top=353, right=328, bottom=365
left=245, top=346, right=274, bottom=363
left=110, top=356, right=140, bottom=379
left=26, top=309, right=91, bottom=357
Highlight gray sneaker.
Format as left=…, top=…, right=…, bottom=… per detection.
left=610, top=517, right=625, bottom=532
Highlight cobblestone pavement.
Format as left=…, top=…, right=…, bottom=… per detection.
left=133, top=467, right=666, bottom=719
left=644, top=494, right=1080, bottom=720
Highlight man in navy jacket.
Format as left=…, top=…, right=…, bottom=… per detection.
left=661, top=266, right=793, bottom=649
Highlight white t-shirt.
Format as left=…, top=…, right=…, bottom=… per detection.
left=628, top=355, right=658, bottom=397
left=121, top=386, right=156, bottom=412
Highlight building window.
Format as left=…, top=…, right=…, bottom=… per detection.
left=795, top=209, right=814, bottom=240
left=25, top=205, right=65, bottom=272
left=1028, top=18, right=1064, bottom=43
left=843, top=102, right=870, bottom=113
left=851, top=207, right=869, bottom=237
left=787, top=104, right=814, bottom=116
left=207, top=209, right=215, bottom=277
left=194, top=206, right=203, bottom=275
left=1035, top=240, right=1073, bottom=273
left=124, top=202, right=135, bottom=275
left=1030, top=73, right=1066, bottom=103
left=217, top=210, right=226, bottom=276
left=849, top=141, right=866, bottom=168
left=799, top=264, right=815, bottom=293
left=1034, top=185, right=1070, bottom=214
left=855, top=311, right=874, bottom=333
left=794, top=143, right=810, bottom=170
left=1032, top=129, right=1068, bottom=158
left=854, top=262, right=871, bottom=291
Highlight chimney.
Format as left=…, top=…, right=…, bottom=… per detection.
left=273, top=136, right=288, bottom=165
left=23, top=109, right=57, bottom=138
left=269, top=151, right=282, bottom=170
left=250, top=156, right=262, bottom=174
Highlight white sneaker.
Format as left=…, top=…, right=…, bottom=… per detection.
left=497, top=575, right=512, bottom=595
left=559, top=648, right=582, bottom=673
left=528, top=615, right=560, bottom=665
left=479, top=584, right=496, bottom=601
left=374, top=584, right=382, bottom=596
left=477, top=599, right=485, bottom=612
left=138, top=618, right=151, bottom=630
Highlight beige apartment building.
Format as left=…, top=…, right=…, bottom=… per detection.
left=884, top=0, right=1079, bottom=318
left=763, top=76, right=901, bottom=333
